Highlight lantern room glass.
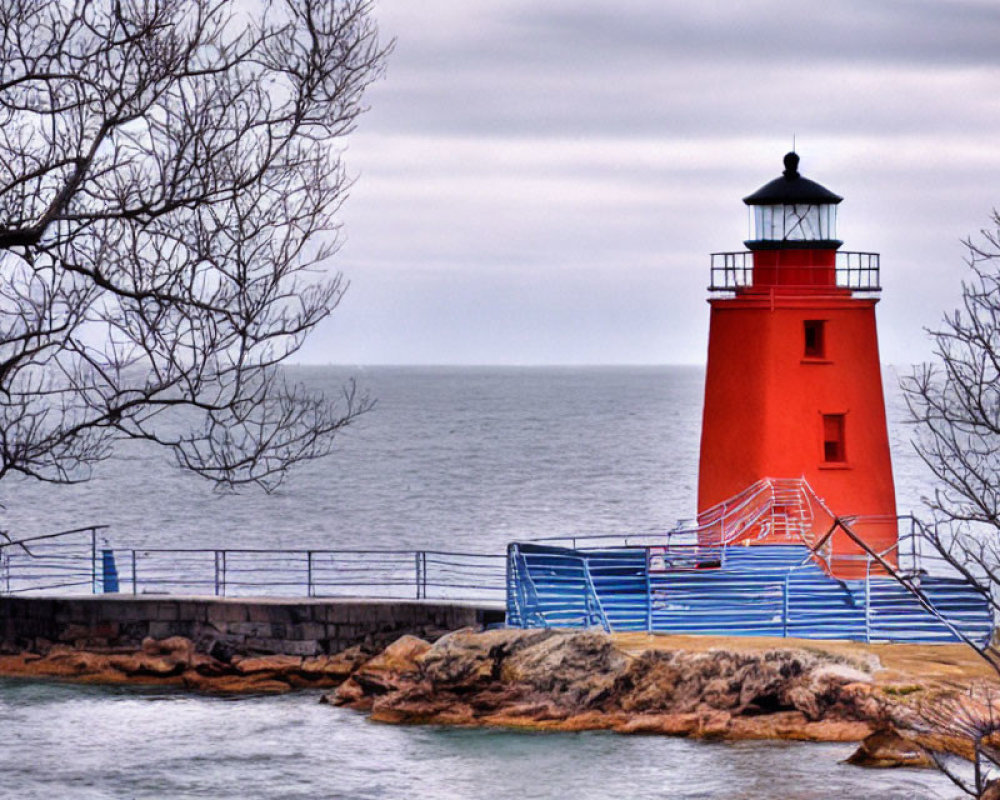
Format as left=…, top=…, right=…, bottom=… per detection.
left=749, top=203, right=837, bottom=242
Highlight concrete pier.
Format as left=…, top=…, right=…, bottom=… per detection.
left=0, top=595, right=505, bottom=657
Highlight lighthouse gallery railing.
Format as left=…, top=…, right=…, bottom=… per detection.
left=708, top=251, right=880, bottom=293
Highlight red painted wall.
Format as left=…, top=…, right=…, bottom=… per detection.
left=697, top=290, right=898, bottom=571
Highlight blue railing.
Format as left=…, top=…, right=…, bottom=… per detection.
left=506, top=539, right=992, bottom=645
left=4, top=511, right=990, bottom=646
left=0, top=526, right=110, bottom=594
left=708, top=251, right=881, bottom=293
left=0, top=528, right=506, bottom=603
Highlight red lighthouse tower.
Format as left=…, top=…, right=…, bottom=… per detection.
left=697, top=153, right=897, bottom=572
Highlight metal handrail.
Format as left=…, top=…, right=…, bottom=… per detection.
left=825, top=515, right=981, bottom=649
left=1, top=531, right=508, bottom=601
left=0, top=525, right=111, bottom=550
left=708, top=251, right=881, bottom=293
left=0, top=505, right=968, bottom=607
left=506, top=544, right=548, bottom=627
left=0, top=526, right=110, bottom=594
left=521, top=484, right=954, bottom=588
left=579, top=557, right=611, bottom=632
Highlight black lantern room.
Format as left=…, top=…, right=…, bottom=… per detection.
left=743, top=153, right=842, bottom=250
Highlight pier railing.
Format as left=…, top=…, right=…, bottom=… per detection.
left=0, top=526, right=110, bottom=594
left=0, top=528, right=506, bottom=602
left=0, top=508, right=972, bottom=620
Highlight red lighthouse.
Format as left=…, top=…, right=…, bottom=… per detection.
left=697, top=153, right=897, bottom=572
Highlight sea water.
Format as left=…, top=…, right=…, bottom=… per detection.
left=0, top=366, right=962, bottom=799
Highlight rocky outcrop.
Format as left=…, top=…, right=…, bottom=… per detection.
left=325, top=629, right=883, bottom=741
left=0, top=636, right=376, bottom=694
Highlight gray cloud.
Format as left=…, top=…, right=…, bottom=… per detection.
left=514, top=1, right=1000, bottom=69
left=300, top=0, right=1000, bottom=366
left=367, top=0, right=1000, bottom=138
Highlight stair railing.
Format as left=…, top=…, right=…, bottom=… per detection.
left=824, top=516, right=991, bottom=663
left=506, top=544, right=548, bottom=628
left=579, top=557, right=611, bottom=633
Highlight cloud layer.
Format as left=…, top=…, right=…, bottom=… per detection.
left=298, top=0, right=1000, bottom=365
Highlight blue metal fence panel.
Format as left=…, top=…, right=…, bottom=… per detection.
left=506, top=542, right=993, bottom=645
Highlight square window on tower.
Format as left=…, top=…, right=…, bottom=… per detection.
left=823, top=414, right=846, bottom=463
left=804, top=320, right=826, bottom=358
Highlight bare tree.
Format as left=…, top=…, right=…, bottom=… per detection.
left=0, top=0, right=388, bottom=491
left=901, top=212, right=1000, bottom=610
left=904, top=215, right=1000, bottom=528
left=899, top=213, right=1000, bottom=797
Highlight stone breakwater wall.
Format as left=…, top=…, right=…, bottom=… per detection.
left=0, top=595, right=503, bottom=659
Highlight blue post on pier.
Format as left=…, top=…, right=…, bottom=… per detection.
left=101, top=548, right=119, bottom=593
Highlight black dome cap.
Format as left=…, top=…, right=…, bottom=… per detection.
left=742, top=152, right=843, bottom=206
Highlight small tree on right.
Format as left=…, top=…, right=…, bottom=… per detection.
left=900, top=211, right=1000, bottom=798
left=902, top=212, right=1000, bottom=603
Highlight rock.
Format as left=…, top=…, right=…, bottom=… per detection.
left=695, top=710, right=733, bottom=738
left=191, top=653, right=231, bottom=677
left=811, top=662, right=874, bottom=686
left=702, top=676, right=740, bottom=711
left=232, top=654, right=303, bottom=675
left=422, top=628, right=552, bottom=691
left=547, top=710, right=619, bottom=732
left=328, top=630, right=896, bottom=743
left=101, top=638, right=202, bottom=677
left=0, top=648, right=158, bottom=685
left=369, top=687, right=471, bottom=725
left=846, top=728, right=935, bottom=768
left=34, top=648, right=111, bottom=677
left=330, top=677, right=370, bottom=708
left=803, top=720, right=874, bottom=742
left=369, top=635, right=431, bottom=672
left=0, top=637, right=378, bottom=696
left=614, top=648, right=846, bottom=718
left=0, top=654, right=30, bottom=674
left=107, top=653, right=185, bottom=677
left=792, top=663, right=878, bottom=722
left=181, top=672, right=292, bottom=695
left=300, top=646, right=369, bottom=680
left=614, top=651, right=685, bottom=713
left=786, top=685, right=822, bottom=720
left=347, top=635, right=431, bottom=699
left=614, top=712, right=700, bottom=736
left=500, top=630, right=626, bottom=708
left=141, top=636, right=194, bottom=662
left=726, top=710, right=810, bottom=740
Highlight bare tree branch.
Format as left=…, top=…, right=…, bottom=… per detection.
left=902, top=214, right=1000, bottom=530
left=0, top=0, right=389, bottom=490
left=899, top=212, right=1000, bottom=796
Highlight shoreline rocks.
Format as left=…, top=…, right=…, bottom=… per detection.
left=0, top=635, right=373, bottom=694
left=325, top=628, right=886, bottom=743
left=0, top=626, right=989, bottom=770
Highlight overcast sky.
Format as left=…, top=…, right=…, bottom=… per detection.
left=294, top=0, right=1000, bottom=366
